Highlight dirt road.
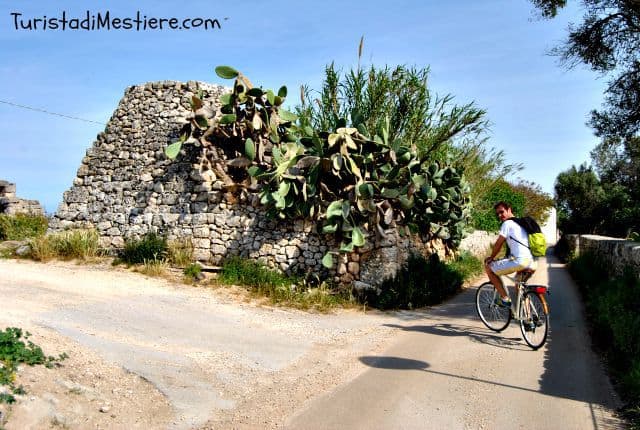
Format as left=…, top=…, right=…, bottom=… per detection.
left=285, top=254, right=626, bottom=430
left=0, top=255, right=626, bottom=429
left=0, top=259, right=400, bottom=429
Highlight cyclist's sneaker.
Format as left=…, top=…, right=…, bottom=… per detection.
left=533, top=316, right=544, bottom=327
left=494, top=296, right=512, bottom=307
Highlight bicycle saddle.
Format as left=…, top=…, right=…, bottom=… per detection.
left=516, top=269, right=535, bottom=282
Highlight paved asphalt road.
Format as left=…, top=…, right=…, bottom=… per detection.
left=284, top=254, right=626, bottom=430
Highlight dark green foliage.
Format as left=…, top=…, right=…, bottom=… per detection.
left=591, top=136, right=640, bottom=236
left=568, top=252, right=640, bottom=426
left=532, top=0, right=640, bottom=139
left=183, top=263, right=202, bottom=280
left=0, top=214, right=48, bottom=241
left=530, top=0, right=567, bottom=18
left=555, top=153, right=640, bottom=237
left=219, top=256, right=293, bottom=292
left=553, top=234, right=572, bottom=262
left=120, top=232, right=168, bottom=264
left=511, top=180, right=555, bottom=224
left=472, top=179, right=525, bottom=231
left=448, top=251, right=484, bottom=280
left=298, top=63, right=488, bottom=164
left=167, top=66, right=473, bottom=265
left=361, top=252, right=481, bottom=310
left=0, top=327, right=67, bottom=404
left=555, top=163, right=607, bottom=234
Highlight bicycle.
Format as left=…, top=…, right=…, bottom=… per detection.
left=475, top=270, right=550, bottom=350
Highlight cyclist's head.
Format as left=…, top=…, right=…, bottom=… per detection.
left=493, top=201, right=513, bottom=221
left=493, top=201, right=512, bottom=211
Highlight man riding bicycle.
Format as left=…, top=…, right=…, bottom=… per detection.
left=483, top=201, right=537, bottom=307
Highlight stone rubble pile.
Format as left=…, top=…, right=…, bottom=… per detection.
left=0, top=180, right=44, bottom=216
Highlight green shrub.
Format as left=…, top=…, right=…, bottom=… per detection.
left=51, top=229, right=99, bottom=259
left=472, top=179, right=525, bottom=231
left=120, top=232, right=168, bottom=264
left=0, top=327, right=67, bottom=404
left=361, top=252, right=478, bottom=310
left=217, top=257, right=351, bottom=310
left=0, top=214, right=48, bottom=241
left=28, top=229, right=100, bottom=261
left=448, top=251, right=483, bottom=280
left=568, top=253, right=640, bottom=426
left=220, top=256, right=292, bottom=292
left=183, top=263, right=202, bottom=281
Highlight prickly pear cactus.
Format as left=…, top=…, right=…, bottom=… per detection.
left=165, top=67, right=471, bottom=267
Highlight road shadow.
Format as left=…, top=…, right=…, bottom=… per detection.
left=360, top=356, right=430, bottom=370
left=383, top=322, right=528, bottom=351
left=538, top=252, right=626, bottom=428
left=366, top=251, right=626, bottom=429
left=380, top=282, right=498, bottom=324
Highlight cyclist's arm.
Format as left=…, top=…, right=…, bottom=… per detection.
left=485, top=235, right=506, bottom=263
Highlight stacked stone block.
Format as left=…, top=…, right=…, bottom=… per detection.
left=0, top=180, right=44, bottom=216
left=50, top=80, right=438, bottom=286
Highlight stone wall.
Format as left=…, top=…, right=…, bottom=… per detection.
left=49, top=80, right=440, bottom=286
left=565, top=234, right=640, bottom=278
left=0, top=180, right=44, bottom=216
left=459, top=230, right=498, bottom=258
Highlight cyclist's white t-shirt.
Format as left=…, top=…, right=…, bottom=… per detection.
left=499, top=219, right=533, bottom=260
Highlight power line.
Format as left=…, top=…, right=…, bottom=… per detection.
left=0, top=99, right=107, bottom=125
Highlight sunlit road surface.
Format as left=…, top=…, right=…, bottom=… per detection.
left=285, top=254, right=625, bottom=430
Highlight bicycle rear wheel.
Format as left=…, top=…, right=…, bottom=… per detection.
left=476, top=282, right=511, bottom=332
left=519, top=291, right=549, bottom=350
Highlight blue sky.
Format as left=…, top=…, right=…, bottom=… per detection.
left=0, top=0, right=606, bottom=213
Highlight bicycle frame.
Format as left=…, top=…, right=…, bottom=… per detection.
left=503, top=272, right=550, bottom=316
left=475, top=271, right=550, bottom=349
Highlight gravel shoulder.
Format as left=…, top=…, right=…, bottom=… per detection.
left=0, top=258, right=405, bottom=429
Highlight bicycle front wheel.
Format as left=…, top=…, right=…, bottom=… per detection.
left=476, top=282, right=511, bottom=332
left=519, top=291, right=549, bottom=350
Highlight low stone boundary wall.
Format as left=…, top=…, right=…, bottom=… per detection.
left=459, top=230, right=497, bottom=258
left=565, top=234, right=640, bottom=278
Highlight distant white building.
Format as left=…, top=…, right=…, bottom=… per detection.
left=541, top=207, right=557, bottom=245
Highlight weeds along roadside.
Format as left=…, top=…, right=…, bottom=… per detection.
left=0, top=216, right=484, bottom=312
left=567, top=251, right=640, bottom=428
left=0, top=327, right=67, bottom=406
left=216, top=252, right=483, bottom=312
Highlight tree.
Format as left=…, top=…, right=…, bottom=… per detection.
left=511, top=179, right=555, bottom=223
left=591, top=136, right=640, bottom=193
left=554, top=163, right=607, bottom=234
left=472, top=179, right=526, bottom=232
left=472, top=179, right=554, bottom=232
left=298, top=63, right=489, bottom=162
left=590, top=135, right=640, bottom=235
left=532, top=0, right=640, bottom=138
left=297, top=61, right=525, bottom=221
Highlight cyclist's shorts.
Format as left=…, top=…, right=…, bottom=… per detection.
left=489, top=257, right=537, bottom=276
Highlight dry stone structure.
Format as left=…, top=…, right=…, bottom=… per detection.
left=50, top=80, right=444, bottom=287
left=564, top=234, right=640, bottom=278
left=0, top=180, right=44, bottom=216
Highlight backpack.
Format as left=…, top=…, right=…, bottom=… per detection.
left=509, top=216, right=547, bottom=257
